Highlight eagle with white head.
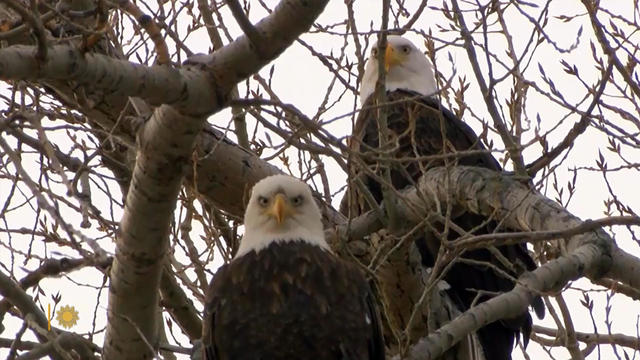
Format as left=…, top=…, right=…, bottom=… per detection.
left=343, top=35, right=545, bottom=360
left=360, top=35, right=437, bottom=102
left=203, top=175, right=385, bottom=360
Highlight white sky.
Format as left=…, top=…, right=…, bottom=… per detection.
left=1, top=1, right=639, bottom=359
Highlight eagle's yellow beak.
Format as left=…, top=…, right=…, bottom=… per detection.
left=267, top=193, right=293, bottom=225
left=385, top=45, right=403, bottom=72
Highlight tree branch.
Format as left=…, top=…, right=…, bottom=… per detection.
left=226, top=0, right=267, bottom=56
left=183, top=0, right=329, bottom=93
left=14, top=331, right=99, bottom=360
left=116, top=0, right=170, bottom=65
left=0, top=1, right=328, bottom=117
left=374, top=0, right=400, bottom=230
left=0, top=270, right=64, bottom=360
left=0, top=45, right=216, bottom=116
left=400, top=243, right=606, bottom=360
left=102, top=106, right=206, bottom=359
left=337, top=165, right=636, bottom=358
left=159, top=264, right=202, bottom=340
left=581, top=0, right=640, bottom=100
left=533, top=324, right=640, bottom=351
left=527, top=61, right=613, bottom=175
left=100, top=1, right=329, bottom=357
left=0, top=257, right=111, bottom=321
left=450, top=0, right=527, bottom=176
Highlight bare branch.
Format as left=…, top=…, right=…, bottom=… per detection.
left=101, top=1, right=329, bottom=357
left=400, top=242, right=606, bottom=360
left=581, top=0, right=640, bottom=99
left=159, top=264, right=202, bottom=340
left=116, top=0, right=170, bottom=65
left=0, top=270, right=63, bottom=360
left=226, top=0, right=266, bottom=56
left=449, top=0, right=527, bottom=176
left=527, top=62, right=614, bottom=175
left=533, top=324, right=640, bottom=351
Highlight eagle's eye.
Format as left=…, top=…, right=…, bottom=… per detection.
left=401, top=45, right=411, bottom=54
left=258, top=196, right=269, bottom=207
left=291, top=195, right=304, bottom=207
left=371, top=48, right=378, bottom=56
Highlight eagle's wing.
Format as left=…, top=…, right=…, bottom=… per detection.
left=364, top=283, right=386, bottom=360
left=418, top=94, right=502, bottom=170
left=202, top=264, right=230, bottom=360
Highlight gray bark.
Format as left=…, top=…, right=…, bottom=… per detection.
left=100, top=0, right=330, bottom=357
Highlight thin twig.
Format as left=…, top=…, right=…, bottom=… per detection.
left=581, top=0, right=640, bottom=99
left=450, top=0, right=527, bottom=176
left=450, top=216, right=640, bottom=250
left=374, top=0, right=400, bottom=230
left=527, top=62, right=614, bottom=175
left=116, top=0, right=170, bottom=65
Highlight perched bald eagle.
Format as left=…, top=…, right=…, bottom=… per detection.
left=203, top=175, right=385, bottom=360
left=344, top=35, right=544, bottom=360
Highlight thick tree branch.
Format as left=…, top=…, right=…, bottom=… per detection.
left=400, top=243, right=605, bottom=360
left=0, top=1, right=328, bottom=117
left=0, top=257, right=111, bottom=321
left=607, top=247, right=640, bottom=291
left=100, top=1, right=329, bottom=358
left=334, top=167, right=614, bottom=270
left=395, top=167, right=612, bottom=273
left=103, top=107, right=207, bottom=359
left=0, top=45, right=216, bottom=116
left=0, top=337, right=38, bottom=351
left=350, top=166, right=626, bottom=359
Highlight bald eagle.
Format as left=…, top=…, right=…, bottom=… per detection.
left=344, top=35, right=544, bottom=360
left=203, top=175, right=385, bottom=360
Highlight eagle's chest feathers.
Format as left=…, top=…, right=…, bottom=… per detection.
left=206, top=241, right=379, bottom=359
left=221, top=241, right=349, bottom=315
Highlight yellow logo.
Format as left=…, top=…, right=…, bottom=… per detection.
left=56, top=305, right=79, bottom=329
